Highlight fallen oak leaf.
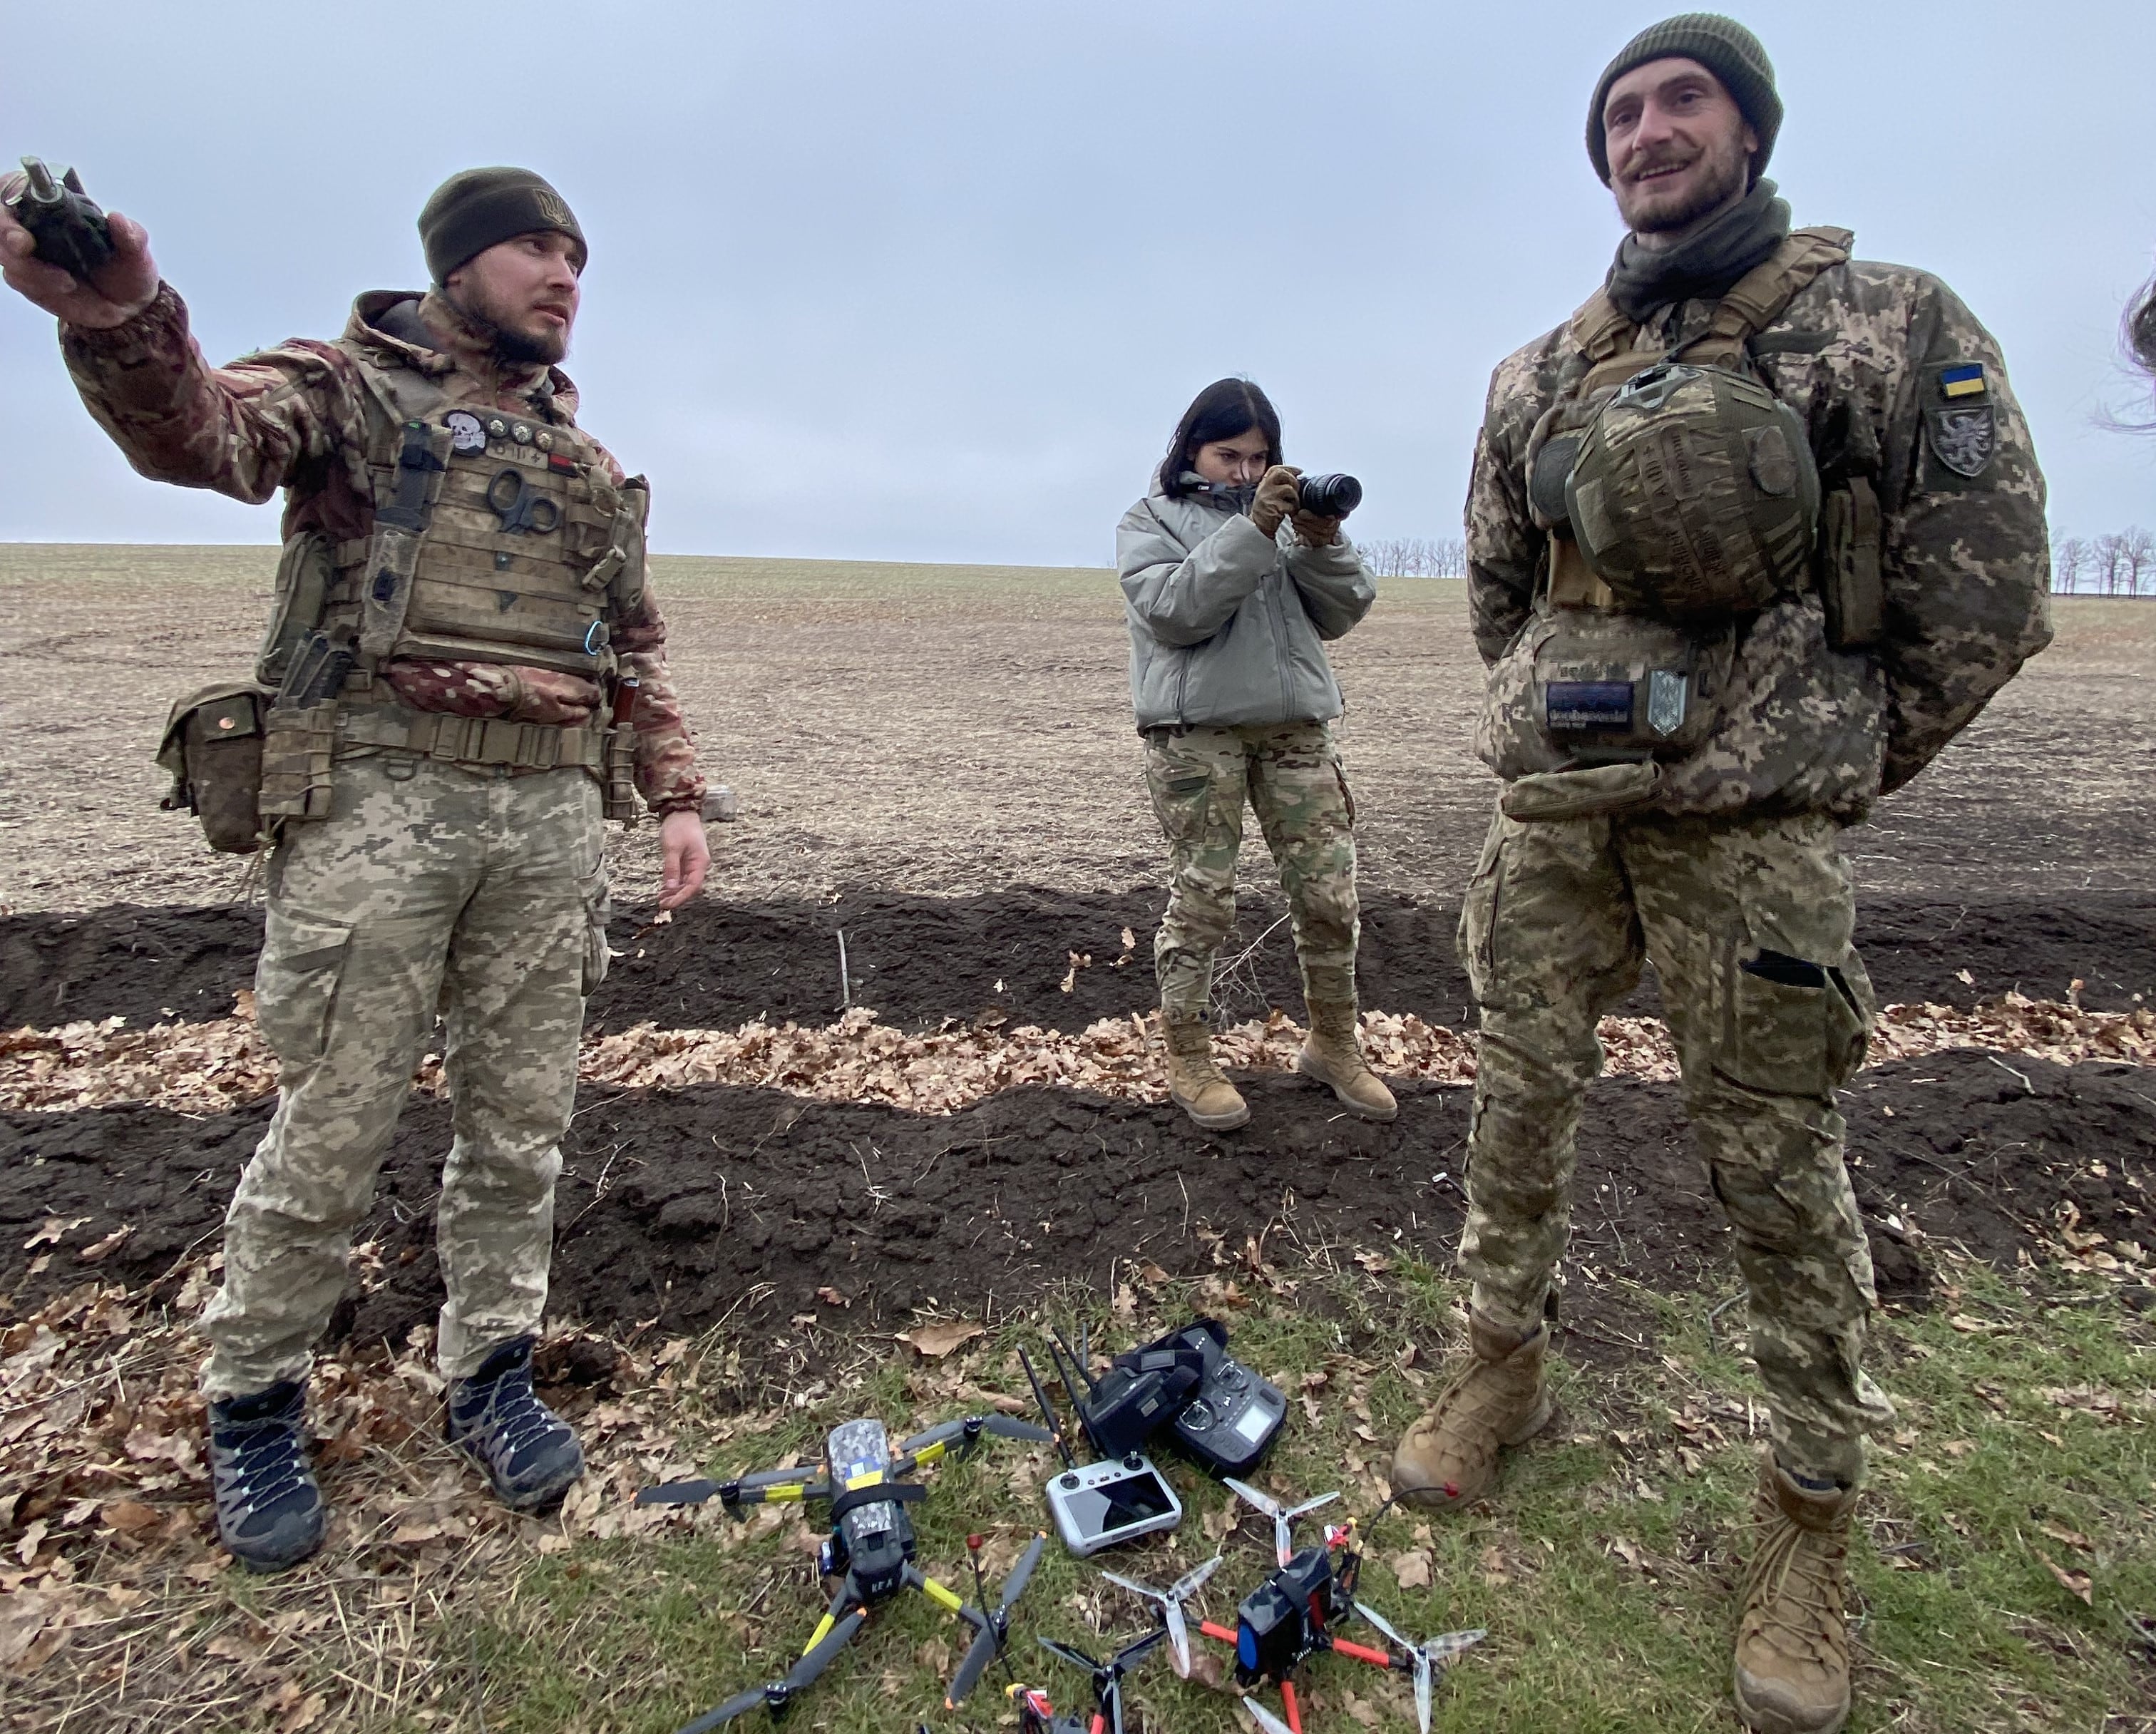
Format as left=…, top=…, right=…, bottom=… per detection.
left=897, top=1320, right=985, bottom=1359
left=77, top=1223, right=133, bottom=1263
left=2037, top=1549, right=2094, bottom=1606
left=21, top=1217, right=88, bottom=1251
left=1390, top=1549, right=1432, bottom=1590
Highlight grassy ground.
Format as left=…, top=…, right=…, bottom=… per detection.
left=396, top=1251, right=2153, bottom=1734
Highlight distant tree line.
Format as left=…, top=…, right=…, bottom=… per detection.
left=1360, top=536, right=1468, bottom=578
left=1360, top=530, right=2156, bottom=593
left=2053, top=530, right=2156, bottom=595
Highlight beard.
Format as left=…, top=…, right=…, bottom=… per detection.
left=1618, top=136, right=1751, bottom=235
left=448, top=284, right=569, bottom=367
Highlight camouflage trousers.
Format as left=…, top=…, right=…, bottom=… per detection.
left=1144, top=721, right=1359, bottom=1021
left=200, top=752, right=608, bottom=1397
left=1457, top=803, right=1894, bottom=1484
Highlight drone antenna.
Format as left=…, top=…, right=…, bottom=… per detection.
left=1017, top=1345, right=1075, bottom=1470
left=1049, top=1325, right=1095, bottom=1394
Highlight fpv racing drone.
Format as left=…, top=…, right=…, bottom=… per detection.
left=1107, top=1480, right=1484, bottom=1734
left=639, top=1412, right=1052, bottom=1729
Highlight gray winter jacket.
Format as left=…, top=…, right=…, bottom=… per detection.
left=1116, top=484, right=1377, bottom=730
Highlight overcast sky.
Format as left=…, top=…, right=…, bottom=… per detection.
left=2, top=0, right=2150, bottom=565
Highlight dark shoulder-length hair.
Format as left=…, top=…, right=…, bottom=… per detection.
left=1156, top=377, right=1283, bottom=499
left=2130, top=271, right=2156, bottom=399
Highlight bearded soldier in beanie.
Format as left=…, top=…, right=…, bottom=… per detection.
left=0, top=168, right=713, bottom=1570
left=1387, top=16, right=2049, bottom=1732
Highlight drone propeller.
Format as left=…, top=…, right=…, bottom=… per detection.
left=945, top=1532, right=1049, bottom=1708
left=1223, top=1478, right=1340, bottom=1568
left=1352, top=1602, right=1487, bottom=1734
left=676, top=1606, right=867, bottom=1733
left=1236, top=1693, right=1298, bottom=1734
left=1101, top=1549, right=1224, bottom=1678
left=640, top=1459, right=830, bottom=1509
left=1038, top=1629, right=1167, bottom=1734
left=897, top=1412, right=1054, bottom=1467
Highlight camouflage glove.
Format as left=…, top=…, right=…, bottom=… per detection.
left=1251, top=464, right=1302, bottom=536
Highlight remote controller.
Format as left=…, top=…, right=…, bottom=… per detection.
left=1158, top=1321, right=1286, bottom=1475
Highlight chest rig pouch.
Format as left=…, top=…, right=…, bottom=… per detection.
left=1482, top=228, right=1856, bottom=796
left=322, top=374, right=645, bottom=680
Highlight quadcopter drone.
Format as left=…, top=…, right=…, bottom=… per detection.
left=638, top=1412, right=1051, bottom=1730
left=1007, top=1628, right=1169, bottom=1734
left=1104, top=1479, right=1484, bottom=1734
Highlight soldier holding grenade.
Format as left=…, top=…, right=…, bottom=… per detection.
left=0, top=166, right=713, bottom=1571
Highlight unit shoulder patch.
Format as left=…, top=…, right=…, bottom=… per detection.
left=1927, top=401, right=1996, bottom=479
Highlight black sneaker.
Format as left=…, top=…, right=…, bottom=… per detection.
left=207, top=1380, right=326, bottom=1573
left=445, top=1336, right=585, bottom=1512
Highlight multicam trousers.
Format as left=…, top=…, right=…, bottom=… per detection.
left=1144, top=721, right=1359, bottom=1020
left=200, top=752, right=608, bottom=1397
left=1457, top=804, right=1894, bottom=1484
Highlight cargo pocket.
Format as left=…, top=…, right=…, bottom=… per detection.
left=1719, top=939, right=1870, bottom=1099
left=578, top=865, right=613, bottom=996
left=255, top=910, right=352, bottom=1067
left=1145, top=758, right=1213, bottom=848
left=1457, top=820, right=1506, bottom=1005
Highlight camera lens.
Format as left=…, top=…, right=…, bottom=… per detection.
left=1295, top=473, right=1362, bottom=518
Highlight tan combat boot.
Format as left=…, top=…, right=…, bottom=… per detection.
left=1732, top=1454, right=1859, bottom=1734
left=1161, top=1016, right=1249, bottom=1130
left=1295, top=999, right=1398, bottom=1121
left=1390, top=1314, right=1554, bottom=1509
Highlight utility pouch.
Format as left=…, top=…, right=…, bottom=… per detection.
left=256, top=530, right=334, bottom=687
left=602, top=724, right=640, bottom=824
left=156, top=680, right=274, bottom=853
left=1502, top=759, right=1661, bottom=823
left=357, top=419, right=452, bottom=662
left=1532, top=608, right=1727, bottom=758
left=1818, top=477, right=1883, bottom=651
left=258, top=700, right=342, bottom=824
left=584, top=476, right=651, bottom=615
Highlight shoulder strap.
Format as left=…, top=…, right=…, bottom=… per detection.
left=1567, top=225, right=1855, bottom=367
left=1568, top=287, right=1637, bottom=365
left=1702, top=225, right=1854, bottom=346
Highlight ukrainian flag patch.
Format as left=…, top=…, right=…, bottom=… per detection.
left=1939, top=363, right=1988, bottom=400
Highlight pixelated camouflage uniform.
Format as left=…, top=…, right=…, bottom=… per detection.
left=1117, top=484, right=1377, bottom=1020
left=1459, top=244, right=2051, bottom=1482
left=61, top=285, right=707, bottom=1394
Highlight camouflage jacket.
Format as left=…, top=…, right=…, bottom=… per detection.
left=1467, top=245, right=2052, bottom=816
left=59, top=284, right=707, bottom=815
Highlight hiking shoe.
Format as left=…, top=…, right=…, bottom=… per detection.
left=446, top=1335, right=585, bottom=1512
left=1163, top=1015, right=1250, bottom=1130
left=1295, top=999, right=1398, bottom=1122
left=1733, top=1453, right=1859, bottom=1734
left=207, top=1380, right=326, bottom=1573
left=1390, top=1314, right=1554, bottom=1509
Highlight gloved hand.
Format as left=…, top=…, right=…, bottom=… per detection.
left=1291, top=506, right=1342, bottom=547
left=1251, top=464, right=1302, bottom=537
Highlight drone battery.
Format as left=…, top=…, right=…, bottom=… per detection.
left=1044, top=1452, right=1183, bottom=1557
left=1236, top=1546, right=1335, bottom=1683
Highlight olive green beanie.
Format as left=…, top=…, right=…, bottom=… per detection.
left=419, top=167, right=586, bottom=283
left=1586, top=14, right=1781, bottom=185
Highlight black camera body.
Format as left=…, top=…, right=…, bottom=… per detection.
left=1295, top=472, right=1363, bottom=518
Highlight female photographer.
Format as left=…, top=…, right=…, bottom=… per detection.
left=1118, top=376, right=1392, bottom=1130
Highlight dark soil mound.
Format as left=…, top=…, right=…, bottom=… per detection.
left=5, top=1052, right=2145, bottom=1375
left=4, top=889, right=2150, bottom=1035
